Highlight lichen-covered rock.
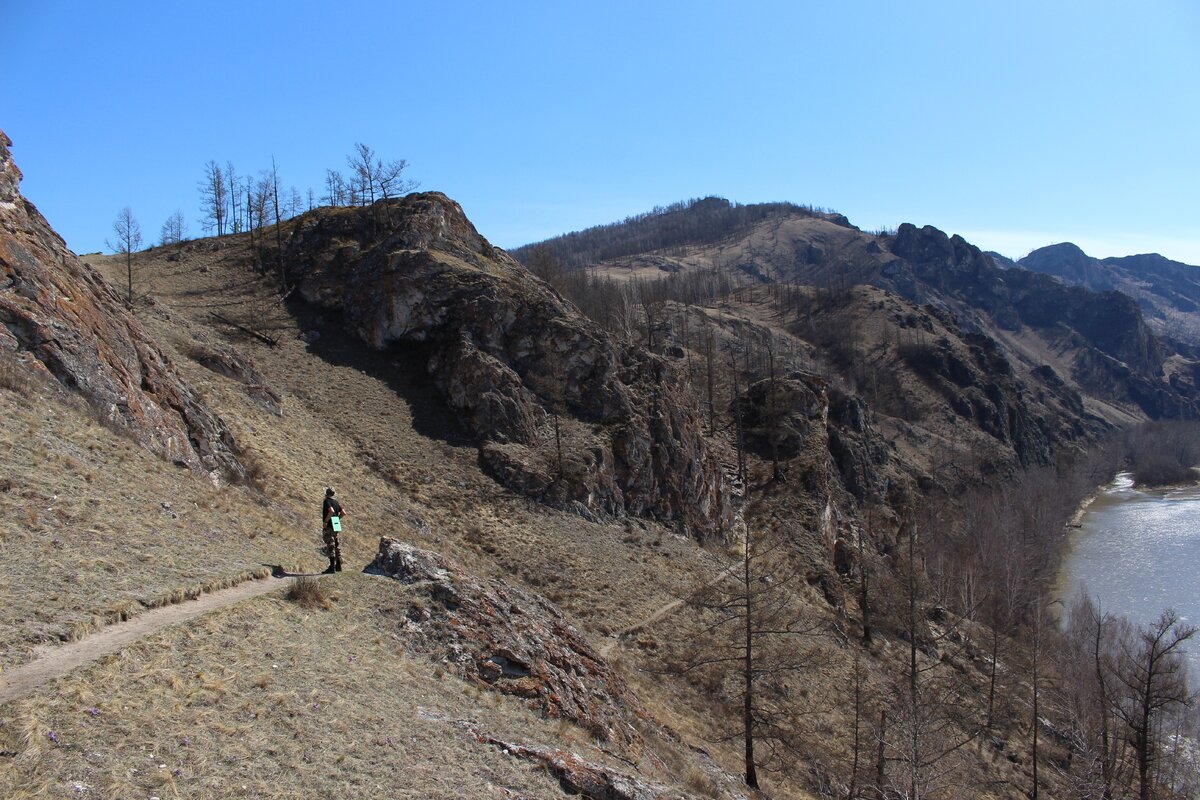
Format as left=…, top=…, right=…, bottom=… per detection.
left=484, top=739, right=716, bottom=800
left=284, top=195, right=730, bottom=537
left=368, top=537, right=648, bottom=747
left=0, top=131, right=242, bottom=478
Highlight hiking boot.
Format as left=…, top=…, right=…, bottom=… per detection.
left=322, top=566, right=336, bottom=574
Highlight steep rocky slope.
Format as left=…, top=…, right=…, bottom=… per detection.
left=3, top=147, right=1176, bottom=797
left=282, top=196, right=730, bottom=537
left=0, top=131, right=241, bottom=478
left=524, top=200, right=1199, bottom=429
left=1017, top=241, right=1200, bottom=343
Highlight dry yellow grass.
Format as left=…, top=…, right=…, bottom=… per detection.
left=0, top=232, right=1051, bottom=797
left=283, top=575, right=332, bottom=610
left=0, top=378, right=313, bottom=670
left=0, top=573, right=741, bottom=799
left=0, top=238, right=764, bottom=795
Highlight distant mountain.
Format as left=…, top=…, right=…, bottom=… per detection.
left=509, top=196, right=850, bottom=267
left=1018, top=243, right=1200, bottom=340
left=520, top=201, right=1200, bottom=427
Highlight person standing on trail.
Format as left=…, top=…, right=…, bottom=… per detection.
left=321, top=487, right=344, bottom=573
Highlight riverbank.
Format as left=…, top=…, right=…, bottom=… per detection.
left=1054, top=474, right=1200, bottom=676
left=1067, top=487, right=1102, bottom=528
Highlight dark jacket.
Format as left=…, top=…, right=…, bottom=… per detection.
left=322, top=497, right=343, bottom=525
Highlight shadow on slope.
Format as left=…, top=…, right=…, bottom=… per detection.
left=285, top=298, right=474, bottom=448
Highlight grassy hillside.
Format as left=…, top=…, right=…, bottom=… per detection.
left=0, top=233, right=782, bottom=798
left=1, top=211, right=1127, bottom=799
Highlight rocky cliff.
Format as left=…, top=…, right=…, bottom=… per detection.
left=282, top=195, right=730, bottom=537
left=1019, top=242, right=1200, bottom=344
left=887, top=223, right=1194, bottom=419
left=0, top=131, right=242, bottom=478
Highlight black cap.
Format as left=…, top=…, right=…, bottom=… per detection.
left=325, top=487, right=335, bottom=497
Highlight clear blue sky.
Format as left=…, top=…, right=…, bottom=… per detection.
left=4, top=1, right=1199, bottom=263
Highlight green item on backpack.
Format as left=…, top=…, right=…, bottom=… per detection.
left=330, top=515, right=342, bottom=533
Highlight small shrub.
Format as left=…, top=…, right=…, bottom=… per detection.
left=683, top=768, right=720, bottom=796
left=285, top=576, right=331, bottom=610
left=226, top=446, right=268, bottom=492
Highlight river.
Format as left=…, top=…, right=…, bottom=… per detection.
left=1056, top=472, right=1200, bottom=676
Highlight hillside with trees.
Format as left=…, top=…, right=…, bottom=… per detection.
left=4, top=129, right=1200, bottom=798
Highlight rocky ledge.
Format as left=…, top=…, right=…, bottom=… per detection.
left=484, top=739, right=716, bottom=800
left=368, top=537, right=649, bottom=748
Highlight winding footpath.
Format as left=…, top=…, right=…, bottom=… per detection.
left=0, top=575, right=301, bottom=704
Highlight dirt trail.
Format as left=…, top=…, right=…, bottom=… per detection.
left=599, top=508, right=748, bottom=659
left=599, top=561, right=742, bottom=658
left=600, top=597, right=688, bottom=659
left=0, top=575, right=305, bottom=704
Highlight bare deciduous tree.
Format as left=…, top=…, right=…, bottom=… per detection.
left=527, top=244, right=566, bottom=290
left=199, top=160, right=228, bottom=236
left=107, top=206, right=142, bottom=305
left=675, top=515, right=824, bottom=790
left=323, top=169, right=348, bottom=207
left=225, top=161, right=242, bottom=234
left=270, top=157, right=285, bottom=287
left=1115, top=609, right=1196, bottom=800
left=347, top=142, right=418, bottom=227
left=159, top=210, right=187, bottom=246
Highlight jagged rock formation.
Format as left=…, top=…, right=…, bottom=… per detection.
left=887, top=223, right=1195, bottom=419
left=736, top=371, right=890, bottom=500
left=368, top=537, right=650, bottom=747
left=283, top=195, right=730, bottom=537
left=0, top=131, right=242, bottom=477
left=1019, top=242, right=1200, bottom=343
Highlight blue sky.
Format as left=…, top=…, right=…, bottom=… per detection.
left=4, top=1, right=1199, bottom=263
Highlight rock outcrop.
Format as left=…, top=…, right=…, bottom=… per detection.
left=368, top=537, right=649, bottom=747
left=0, top=131, right=242, bottom=477
left=283, top=195, right=730, bottom=537
left=887, top=223, right=1196, bottom=419
left=484, top=739, right=714, bottom=800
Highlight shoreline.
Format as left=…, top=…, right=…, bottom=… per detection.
left=1067, top=488, right=1101, bottom=528
left=1066, top=473, right=1128, bottom=528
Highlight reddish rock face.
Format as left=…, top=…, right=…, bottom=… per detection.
left=0, top=131, right=242, bottom=478
left=368, top=538, right=649, bottom=747
left=284, top=195, right=730, bottom=537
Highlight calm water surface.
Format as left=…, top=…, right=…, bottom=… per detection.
left=1056, top=472, right=1200, bottom=674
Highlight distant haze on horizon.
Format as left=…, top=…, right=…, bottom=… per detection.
left=4, top=1, right=1198, bottom=266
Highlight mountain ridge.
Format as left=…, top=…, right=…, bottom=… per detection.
left=4, top=136, right=1199, bottom=798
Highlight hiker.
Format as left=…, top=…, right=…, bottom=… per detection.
left=321, top=487, right=345, bottom=573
